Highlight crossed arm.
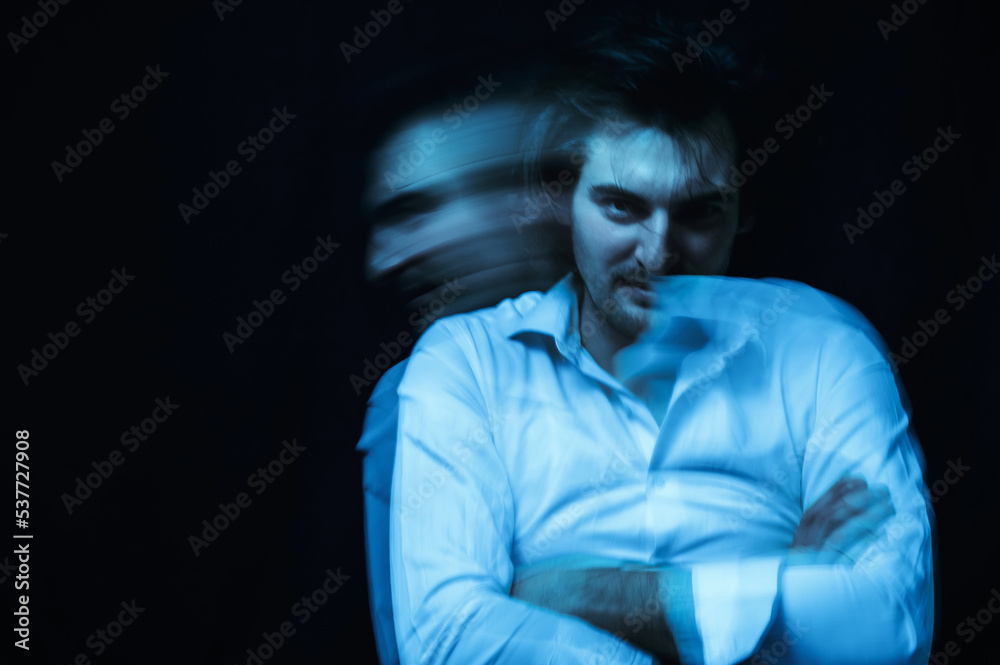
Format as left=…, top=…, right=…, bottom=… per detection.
left=509, top=476, right=898, bottom=664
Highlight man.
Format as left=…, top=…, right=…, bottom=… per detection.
left=356, top=70, right=572, bottom=665
left=388, top=14, right=933, bottom=665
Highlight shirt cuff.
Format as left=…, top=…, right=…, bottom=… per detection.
left=689, top=557, right=782, bottom=665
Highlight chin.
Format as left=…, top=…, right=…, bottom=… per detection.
left=607, top=304, right=650, bottom=341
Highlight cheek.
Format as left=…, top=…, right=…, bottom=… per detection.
left=571, top=197, right=635, bottom=269
left=676, top=220, right=739, bottom=270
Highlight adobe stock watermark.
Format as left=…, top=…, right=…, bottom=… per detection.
left=16, top=267, right=136, bottom=386
left=51, top=65, right=170, bottom=182
left=584, top=589, right=673, bottom=665
left=382, top=74, right=503, bottom=190
left=396, top=409, right=512, bottom=523
left=178, top=106, right=297, bottom=225
left=0, top=556, right=17, bottom=586
left=213, top=0, right=244, bottom=21
left=511, top=168, right=577, bottom=234
left=726, top=418, right=840, bottom=534
left=340, top=0, right=413, bottom=63
left=60, top=396, right=180, bottom=515
left=854, top=509, right=917, bottom=575
left=928, top=458, right=970, bottom=504
left=543, top=0, right=586, bottom=32
left=12, top=543, right=30, bottom=650
left=927, top=588, right=1000, bottom=665
left=7, top=0, right=72, bottom=54
left=855, top=464, right=966, bottom=576
left=886, top=253, right=997, bottom=371
left=671, top=0, right=752, bottom=73
left=222, top=235, right=340, bottom=353
left=719, top=84, right=834, bottom=202
left=685, top=285, right=801, bottom=402
left=748, top=619, right=811, bottom=665
left=520, top=445, right=641, bottom=559
left=59, top=599, right=145, bottom=663
left=877, top=0, right=931, bottom=42
left=348, top=277, right=467, bottom=395
left=844, top=125, right=960, bottom=244
left=423, top=601, right=477, bottom=663
left=236, top=567, right=350, bottom=665
left=512, top=116, right=631, bottom=234
left=187, top=438, right=306, bottom=557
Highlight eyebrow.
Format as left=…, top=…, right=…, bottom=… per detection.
left=370, top=163, right=522, bottom=222
left=588, top=183, right=731, bottom=206
left=370, top=191, right=438, bottom=223
left=588, top=184, right=646, bottom=203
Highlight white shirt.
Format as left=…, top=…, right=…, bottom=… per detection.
left=389, top=273, right=934, bottom=665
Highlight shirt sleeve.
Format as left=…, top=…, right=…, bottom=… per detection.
left=357, top=362, right=407, bottom=665
left=686, top=334, right=933, bottom=665
left=390, top=319, right=655, bottom=665
left=769, top=355, right=935, bottom=665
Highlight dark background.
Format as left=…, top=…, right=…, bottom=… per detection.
left=5, top=0, right=998, bottom=663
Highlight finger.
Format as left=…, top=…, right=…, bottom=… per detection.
left=794, top=478, right=866, bottom=545
left=794, top=477, right=881, bottom=549
left=821, top=496, right=896, bottom=555
left=845, top=492, right=896, bottom=535
left=814, top=485, right=889, bottom=542
left=800, top=489, right=873, bottom=546
left=803, top=476, right=869, bottom=524
left=812, top=508, right=894, bottom=566
left=815, top=475, right=868, bottom=508
left=842, top=515, right=898, bottom=563
left=831, top=482, right=883, bottom=515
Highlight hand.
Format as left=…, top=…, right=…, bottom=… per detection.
left=510, top=554, right=631, bottom=614
left=789, top=475, right=895, bottom=565
left=509, top=562, right=572, bottom=613
left=510, top=555, right=683, bottom=664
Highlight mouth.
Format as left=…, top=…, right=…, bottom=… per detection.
left=619, top=277, right=653, bottom=290
left=617, top=279, right=656, bottom=305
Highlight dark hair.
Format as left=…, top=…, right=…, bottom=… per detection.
left=522, top=11, right=776, bottom=227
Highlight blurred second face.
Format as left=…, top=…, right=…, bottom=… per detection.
left=364, top=100, right=570, bottom=323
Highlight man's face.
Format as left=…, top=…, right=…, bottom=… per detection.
left=570, top=111, right=742, bottom=342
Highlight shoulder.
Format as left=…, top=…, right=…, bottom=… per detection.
left=399, top=289, right=547, bottom=389
left=409, top=289, right=546, bottom=355
left=751, top=278, right=892, bottom=379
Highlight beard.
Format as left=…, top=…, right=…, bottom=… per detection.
left=579, top=268, right=656, bottom=344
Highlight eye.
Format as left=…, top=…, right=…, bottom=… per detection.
left=378, top=195, right=442, bottom=227
left=399, top=200, right=440, bottom=218
left=600, top=197, right=648, bottom=222
left=674, top=201, right=726, bottom=225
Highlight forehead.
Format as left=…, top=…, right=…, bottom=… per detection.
left=579, top=112, right=737, bottom=199
left=364, top=101, right=530, bottom=211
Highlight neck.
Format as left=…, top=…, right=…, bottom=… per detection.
left=579, top=288, right=635, bottom=375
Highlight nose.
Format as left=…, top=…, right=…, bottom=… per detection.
left=636, top=209, right=678, bottom=276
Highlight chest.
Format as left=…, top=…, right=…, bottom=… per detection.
left=487, top=347, right=808, bottom=566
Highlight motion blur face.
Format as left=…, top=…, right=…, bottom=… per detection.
left=571, top=110, right=743, bottom=342
left=363, top=100, right=569, bottom=323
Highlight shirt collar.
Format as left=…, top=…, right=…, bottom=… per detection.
left=507, top=272, right=583, bottom=361
left=505, top=272, right=766, bottom=376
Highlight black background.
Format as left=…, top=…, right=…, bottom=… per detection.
left=5, top=0, right=998, bottom=663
